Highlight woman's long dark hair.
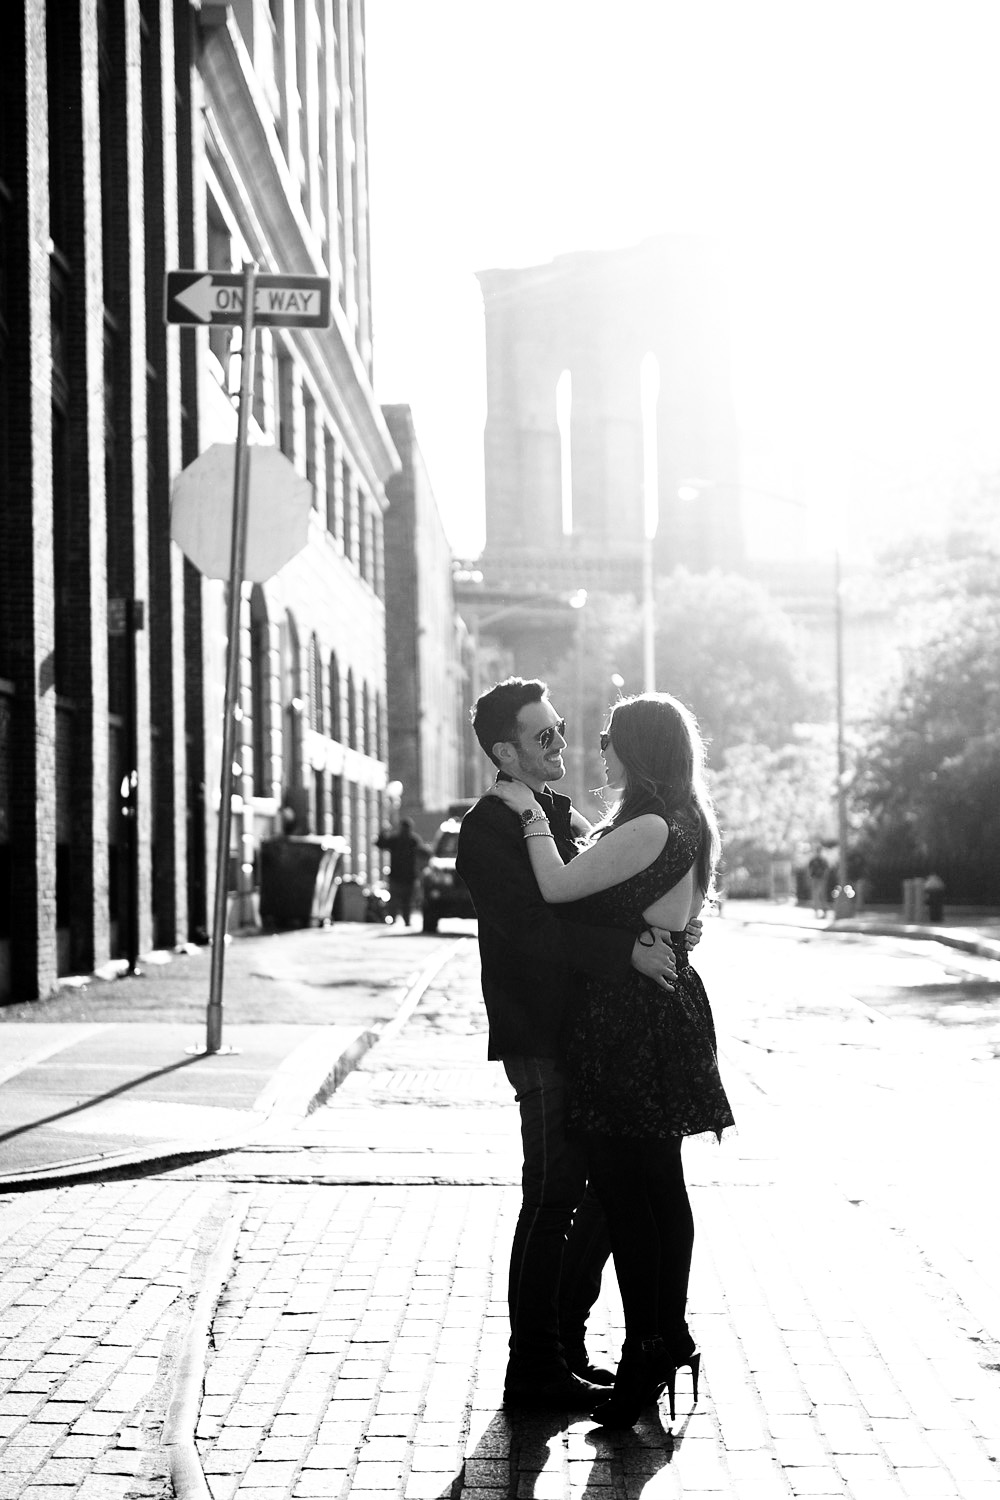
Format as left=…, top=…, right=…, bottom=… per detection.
left=596, top=692, right=721, bottom=897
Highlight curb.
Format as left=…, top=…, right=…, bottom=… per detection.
left=164, top=1194, right=251, bottom=1500
left=0, top=940, right=466, bottom=1194
left=834, top=920, right=1000, bottom=961
left=728, top=910, right=1000, bottom=962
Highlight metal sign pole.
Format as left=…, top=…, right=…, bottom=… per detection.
left=206, top=261, right=258, bottom=1054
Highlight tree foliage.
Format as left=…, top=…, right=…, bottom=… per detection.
left=712, top=732, right=837, bottom=861
left=852, top=520, right=1000, bottom=890
left=612, top=567, right=823, bottom=759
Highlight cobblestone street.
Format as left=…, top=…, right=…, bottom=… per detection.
left=2, top=919, right=1000, bottom=1497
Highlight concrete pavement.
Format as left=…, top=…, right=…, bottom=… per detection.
left=0, top=924, right=461, bottom=1189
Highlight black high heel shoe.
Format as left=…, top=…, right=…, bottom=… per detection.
left=665, top=1348, right=701, bottom=1422
left=590, top=1337, right=670, bottom=1429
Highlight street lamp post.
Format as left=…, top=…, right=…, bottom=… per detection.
left=640, top=354, right=660, bottom=693
left=679, top=479, right=851, bottom=916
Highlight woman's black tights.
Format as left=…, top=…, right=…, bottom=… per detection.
left=584, top=1132, right=695, bottom=1357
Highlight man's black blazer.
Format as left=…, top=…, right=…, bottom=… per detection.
left=455, top=785, right=634, bottom=1060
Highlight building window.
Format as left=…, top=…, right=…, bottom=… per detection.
left=335, top=101, right=346, bottom=308
left=358, top=490, right=368, bottom=582
left=361, top=680, right=370, bottom=755
left=206, top=195, right=233, bottom=376
left=253, top=328, right=268, bottom=431
left=310, top=636, right=325, bottom=830
left=281, top=612, right=303, bottom=818
left=342, top=458, right=356, bottom=564
left=309, top=634, right=324, bottom=735
left=372, top=511, right=385, bottom=599
left=324, top=430, right=340, bottom=540
left=303, top=389, right=317, bottom=500
left=329, top=652, right=341, bottom=741
left=346, top=668, right=356, bottom=749
left=276, top=350, right=294, bottom=460
left=250, top=587, right=271, bottom=796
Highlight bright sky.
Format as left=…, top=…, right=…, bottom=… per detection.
left=365, top=1, right=1000, bottom=561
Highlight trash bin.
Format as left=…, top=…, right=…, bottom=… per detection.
left=259, top=835, right=349, bottom=930
left=902, top=877, right=924, bottom=923
left=924, top=873, right=945, bottom=923
left=333, top=876, right=368, bottom=922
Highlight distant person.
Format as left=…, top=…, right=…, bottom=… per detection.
left=807, top=847, right=830, bottom=917
left=491, top=692, right=733, bottom=1428
left=375, top=817, right=430, bottom=926
left=455, top=677, right=692, bottom=1413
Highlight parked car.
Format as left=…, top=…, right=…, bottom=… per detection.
left=420, top=817, right=476, bottom=932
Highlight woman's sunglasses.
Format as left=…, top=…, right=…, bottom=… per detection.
left=600, top=730, right=611, bottom=752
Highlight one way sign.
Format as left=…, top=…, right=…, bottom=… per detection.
left=164, top=270, right=332, bottom=329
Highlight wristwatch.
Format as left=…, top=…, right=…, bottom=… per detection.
left=520, top=807, right=549, bottom=828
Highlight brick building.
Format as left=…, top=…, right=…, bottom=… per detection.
left=0, top=0, right=396, bottom=1000
left=380, top=406, right=469, bottom=834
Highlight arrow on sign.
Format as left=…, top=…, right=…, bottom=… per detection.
left=173, top=275, right=216, bottom=323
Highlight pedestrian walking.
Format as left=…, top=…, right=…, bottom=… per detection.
left=455, top=677, right=686, bottom=1412
left=807, top=846, right=831, bottom=917
left=375, top=817, right=430, bottom=926
left=490, top=692, right=734, bottom=1428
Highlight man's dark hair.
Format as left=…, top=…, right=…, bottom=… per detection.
left=471, top=677, right=547, bottom=769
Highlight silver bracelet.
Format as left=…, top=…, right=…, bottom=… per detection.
left=524, top=828, right=555, bottom=839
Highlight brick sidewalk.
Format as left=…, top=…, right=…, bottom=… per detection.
left=0, top=1178, right=231, bottom=1498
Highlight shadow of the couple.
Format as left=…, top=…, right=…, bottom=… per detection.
left=429, top=1402, right=678, bottom=1499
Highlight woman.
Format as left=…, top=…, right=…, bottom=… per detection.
left=490, top=692, right=734, bottom=1428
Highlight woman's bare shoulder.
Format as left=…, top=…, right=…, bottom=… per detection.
left=597, top=813, right=669, bottom=847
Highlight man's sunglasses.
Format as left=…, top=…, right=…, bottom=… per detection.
left=520, top=718, right=566, bottom=750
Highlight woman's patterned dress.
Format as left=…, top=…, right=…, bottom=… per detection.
left=562, top=816, right=735, bottom=1142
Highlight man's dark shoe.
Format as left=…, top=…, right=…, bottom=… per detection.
left=502, top=1370, right=604, bottom=1411
left=566, top=1350, right=614, bottom=1380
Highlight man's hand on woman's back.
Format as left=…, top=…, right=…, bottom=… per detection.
left=630, top=930, right=677, bottom=991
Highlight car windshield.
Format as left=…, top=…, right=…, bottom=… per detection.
left=435, top=831, right=459, bottom=858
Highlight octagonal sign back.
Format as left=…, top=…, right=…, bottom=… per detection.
left=171, top=443, right=313, bottom=582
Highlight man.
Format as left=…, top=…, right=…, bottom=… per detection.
left=456, top=677, right=681, bottom=1411
left=376, top=817, right=430, bottom=926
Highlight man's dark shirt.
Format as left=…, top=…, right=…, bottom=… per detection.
left=456, top=780, right=634, bottom=1060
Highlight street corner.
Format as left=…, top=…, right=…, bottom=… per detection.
left=0, top=1022, right=369, bottom=1189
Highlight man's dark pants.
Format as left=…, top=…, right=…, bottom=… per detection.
left=502, top=1056, right=611, bottom=1380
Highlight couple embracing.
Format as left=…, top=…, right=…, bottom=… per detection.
left=455, top=677, right=734, bottom=1429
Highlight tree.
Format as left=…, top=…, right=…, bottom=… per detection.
left=712, top=731, right=837, bottom=863
left=612, top=567, right=823, bottom=758
left=851, top=524, right=1000, bottom=899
